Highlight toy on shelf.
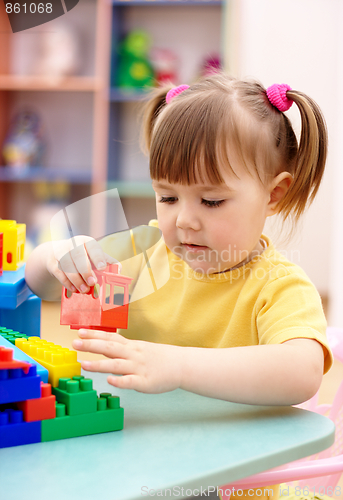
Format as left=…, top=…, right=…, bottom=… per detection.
left=2, top=110, right=47, bottom=170
left=116, top=30, right=155, bottom=90
left=150, top=48, right=178, bottom=85
left=0, top=233, right=3, bottom=276
left=60, top=263, right=133, bottom=333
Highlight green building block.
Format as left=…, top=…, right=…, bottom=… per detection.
left=0, top=331, right=29, bottom=344
left=52, top=376, right=98, bottom=416
left=41, top=393, right=124, bottom=441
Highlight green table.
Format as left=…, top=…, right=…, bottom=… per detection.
left=0, top=372, right=335, bottom=500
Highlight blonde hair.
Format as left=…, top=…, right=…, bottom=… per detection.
left=142, top=73, right=327, bottom=222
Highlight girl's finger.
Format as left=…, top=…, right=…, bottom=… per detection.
left=80, top=358, right=133, bottom=375
left=84, top=240, right=120, bottom=272
left=58, top=249, right=92, bottom=292
left=78, top=329, right=128, bottom=344
left=72, top=338, right=128, bottom=358
left=51, top=265, right=77, bottom=293
left=70, top=244, right=96, bottom=287
left=107, top=374, right=138, bottom=390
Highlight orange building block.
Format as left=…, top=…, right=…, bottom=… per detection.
left=17, top=382, right=56, bottom=422
left=0, top=346, right=30, bottom=373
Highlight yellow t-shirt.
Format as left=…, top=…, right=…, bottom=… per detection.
left=100, top=220, right=332, bottom=374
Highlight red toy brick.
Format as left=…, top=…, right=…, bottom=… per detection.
left=60, top=264, right=133, bottom=333
left=0, top=346, right=30, bottom=373
left=17, top=382, right=56, bottom=422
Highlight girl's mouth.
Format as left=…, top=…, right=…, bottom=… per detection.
left=182, top=243, right=209, bottom=253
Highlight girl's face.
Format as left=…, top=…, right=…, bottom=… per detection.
left=152, top=165, right=277, bottom=274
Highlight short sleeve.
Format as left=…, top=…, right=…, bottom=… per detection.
left=256, top=269, right=333, bottom=374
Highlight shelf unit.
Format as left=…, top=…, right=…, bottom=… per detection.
left=0, top=0, right=224, bottom=233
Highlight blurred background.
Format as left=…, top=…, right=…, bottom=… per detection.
left=0, top=0, right=342, bottom=327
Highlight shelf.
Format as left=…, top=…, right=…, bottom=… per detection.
left=112, top=1, right=222, bottom=5
left=0, top=166, right=92, bottom=184
left=110, top=88, right=150, bottom=102
left=107, top=180, right=154, bottom=197
left=0, top=75, right=102, bottom=92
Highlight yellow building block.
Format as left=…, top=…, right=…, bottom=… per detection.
left=15, top=337, right=81, bottom=387
left=0, top=220, right=26, bottom=271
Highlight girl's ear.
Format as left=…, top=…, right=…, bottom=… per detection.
left=267, top=172, right=293, bottom=216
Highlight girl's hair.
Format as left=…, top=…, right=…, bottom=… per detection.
left=142, top=73, right=328, bottom=222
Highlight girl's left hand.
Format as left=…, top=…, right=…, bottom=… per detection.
left=72, top=329, right=184, bottom=394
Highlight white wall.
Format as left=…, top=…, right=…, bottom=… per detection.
left=226, top=0, right=341, bottom=324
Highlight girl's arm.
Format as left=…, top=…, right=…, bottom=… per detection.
left=72, top=331, right=324, bottom=406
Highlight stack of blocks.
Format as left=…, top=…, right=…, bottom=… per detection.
left=0, top=335, right=124, bottom=448
left=0, top=220, right=41, bottom=337
left=0, top=220, right=125, bottom=448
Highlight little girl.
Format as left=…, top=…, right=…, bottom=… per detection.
left=25, top=73, right=333, bottom=500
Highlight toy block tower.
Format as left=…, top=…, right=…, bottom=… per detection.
left=60, top=263, right=133, bottom=333
left=0, top=343, right=124, bottom=448
left=0, top=220, right=25, bottom=271
left=0, top=220, right=41, bottom=337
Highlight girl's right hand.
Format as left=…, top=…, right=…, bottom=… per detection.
left=47, top=236, right=120, bottom=294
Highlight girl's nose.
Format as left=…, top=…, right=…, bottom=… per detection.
left=176, top=208, right=201, bottom=231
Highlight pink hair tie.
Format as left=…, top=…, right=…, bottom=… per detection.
left=266, top=83, right=293, bottom=112
left=166, top=84, right=190, bottom=104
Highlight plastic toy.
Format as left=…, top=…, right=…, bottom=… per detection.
left=116, top=30, right=155, bottom=89
left=150, top=47, right=178, bottom=85
left=0, top=220, right=26, bottom=271
left=52, top=376, right=98, bottom=416
left=0, top=410, right=41, bottom=448
left=60, top=263, right=133, bottom=333
left=0, top=348, right=41, bottom=404
left=15, top=337, right=81, bottom=387
left=2, top=110, right=47, bottom=170
left=17, top=382, right=56, bottom=422
left=0, top=220, right=41, bottom=337
left=0, top=331, right=48, bottom=383
left=41, top=389, right=124, bottom=442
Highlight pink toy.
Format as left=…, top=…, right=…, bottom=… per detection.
left=266, top=84, right=293, bottom=112
left=166, top=85, right=190, bottom=104
left=219, top=327, right=343, bottom=499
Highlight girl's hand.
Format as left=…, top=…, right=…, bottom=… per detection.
left=48, top=236, right=120, bottom=295
left=72, top=329, right=184, bottom=394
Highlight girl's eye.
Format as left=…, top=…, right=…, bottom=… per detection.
left=159, top=196, right=177, bottom=204
left=202, top=199, right=225, bottom=208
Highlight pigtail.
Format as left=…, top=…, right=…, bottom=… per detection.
left=140, top=85, right=173, bottom=155
left=279, top=91, right=328, bottom=221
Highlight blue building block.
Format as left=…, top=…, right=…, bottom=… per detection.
left=0, top=335, right=48, bottom=383
left=0, top=408, right=41, bottom=448
left=0, top=294, right=41, bottom=337
left=0, top=364, right=41, bottom=405
left=0, top=265, right=32, bottom=309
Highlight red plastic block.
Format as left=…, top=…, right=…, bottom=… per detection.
left=17, top=382, right=56, bottom=422
left=0, top=346, right=30, bottom=373
left=60, top=264, right=133, bottom=333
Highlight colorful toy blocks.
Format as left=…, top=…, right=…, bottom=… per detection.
left=60, top=263, right=133, bottom=332
left=0, top=334, right=48, bottom=383
left=0, top=264, right=33, bottom=309
left=17, top=382, right=56, bottom=422
left=0, top=409, right=41, bottom=448
left=0, top=220, right=26, bottom=271
left=52, top=376, right=97, bottom=415
left=41, top=391, right=124, bottom=442
left=0, top=351, right=41, bottom=405
left=15, top=337, right=81, bottom=387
